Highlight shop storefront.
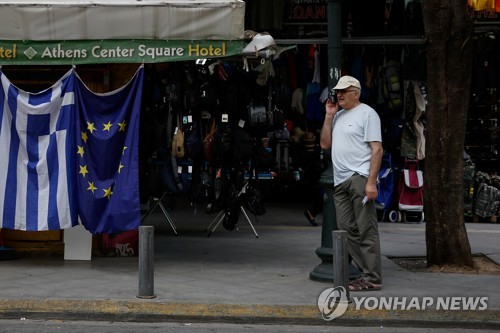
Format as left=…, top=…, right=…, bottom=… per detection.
left=0, top=0, right=251, bottom=254
left=1, top=0, right=499, bottom=256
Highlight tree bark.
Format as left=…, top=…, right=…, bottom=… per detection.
left=423, top=0, right=474, bottom=267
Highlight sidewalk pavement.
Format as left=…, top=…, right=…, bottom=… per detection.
left=0, top=199, right=499, bottom=328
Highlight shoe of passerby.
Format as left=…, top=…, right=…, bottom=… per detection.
left=349, top=276, right=382, bottom=291
left=304, top=210, right=319, bottom=226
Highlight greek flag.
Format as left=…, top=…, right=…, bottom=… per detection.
left=0, top=69, right=78, bottom=231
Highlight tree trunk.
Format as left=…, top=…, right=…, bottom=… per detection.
left=423, top=1, right=474, bottom=267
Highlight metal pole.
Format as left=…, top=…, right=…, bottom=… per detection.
left=333, top=230, right=349, bottom=299
left=309, top=162, right=336, bottom=282
left=327, top=0, right=342, bottom=93
left=137, top=226, right=156, bottom=299
left=309, top=0, right=343, bottom=283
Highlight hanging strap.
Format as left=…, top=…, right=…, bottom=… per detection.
left=403, top=169, right=423, bottom=188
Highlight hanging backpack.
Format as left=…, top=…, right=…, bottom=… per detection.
left=171, top=116, right=185, bottom=158
left=253, top=140, right=274, bottom=170
left=474, top=183, right=500, bottom=218
left=378, top=60, right=403, bottom=118
left=199, top=80, right=218, bottom=110
left=188, top=169, right=213, bottom=209
left=185, top=120, right=203, bottom=160
left=245, top=185, right=265, bottom=216
left=404, top=0, right=424, bottom=36
left=244, top=170, right=266, bottom=216
left=247, top=104, right=269, bottom=129
left=232, top=127, right=253, bottom=164
left=160, top=103, right=183, bottom=193
left=474, top=172, right=500, bottom=218
left=212, top=124, right=232, bottom=165
left=159, top=154, right=184, bottom=194
left=203, top=119, right=217, bottom=161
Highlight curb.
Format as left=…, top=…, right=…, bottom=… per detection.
left=0, top=299, right=499, bottom=328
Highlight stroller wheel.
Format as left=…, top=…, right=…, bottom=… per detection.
left=404, top=211, right=423, bottom=223
left=388, top=210, right=399, bottom=222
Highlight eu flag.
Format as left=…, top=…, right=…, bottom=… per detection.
left=0, top=69, right=78, bottom=231
left=74, top=66, right=144, bottom=234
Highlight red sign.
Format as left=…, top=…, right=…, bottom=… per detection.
left=286, top=0, right=328, bottom=23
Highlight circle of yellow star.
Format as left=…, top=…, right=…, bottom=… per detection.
left=79, top=165, right=89, bottom=177
left=103, top=186, right=113, bottom=199
left=103, top=121, right=113, bottom=131
left=81, top=131, right=88, bottom=143
left=118, top=162, right=124, bottom=174
left=118, top=120, right=127, bottom=132
left=87, top=122, right=96, bottom=134
left=87, top=181, right=97, bottom=194
left=77, top=145, right=85, bottom=158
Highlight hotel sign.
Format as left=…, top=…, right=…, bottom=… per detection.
left=0, top=40, right=245, bottom=65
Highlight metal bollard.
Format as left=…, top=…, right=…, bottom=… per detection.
left=137, top=226, right=156, bottom=299
left=333, top=230, right=349, bottom=299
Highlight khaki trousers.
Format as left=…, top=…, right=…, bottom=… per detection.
left=334, top=174, right=382, bottom=283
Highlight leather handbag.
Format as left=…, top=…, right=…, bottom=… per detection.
left=171, top=116, right=185, bottom=158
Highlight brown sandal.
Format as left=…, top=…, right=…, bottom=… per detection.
left=349, top=279, right=382, bottom=292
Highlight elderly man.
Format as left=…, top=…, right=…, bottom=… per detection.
left=320, top=75, right=383, bottom=291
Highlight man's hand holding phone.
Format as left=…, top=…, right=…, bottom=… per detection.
left=325, top=93, right=338, bottom=118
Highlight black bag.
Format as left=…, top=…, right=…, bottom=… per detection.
left=161, top=101, right=183, bottom=193
left=212, top=125, right=232, bottom=164
left=232, top=127, right=253, bottom=164
left=378, top=60, right=403, bottom=118
left=271, top=107, right=285, bottom=130
left=165, top=82, right=179, bottom=104
left=474, top=183, right=500, bottom=218
left=248, top=105, right=268, bottom=128
left=184, top=89, right=201, bottom=111
left=206, top=168, right=229, bottom=214
left=189, top=169, right=213, bottom=207
left=199, top=81, right=218, bottom=110
left=245, top=185, right=266, bottom=216
left=253, top=141, right=274, bottom=170
left=185, top=121, right=203, bottom=160
left=160, top=154, right=183, bottom=194
left=222, top=186, right=240, bottom=230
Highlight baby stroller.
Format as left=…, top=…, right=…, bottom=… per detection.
left=389, top=159, right=424, bottom=223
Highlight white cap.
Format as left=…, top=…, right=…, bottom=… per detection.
left=332, top=75, right=361, bottom=90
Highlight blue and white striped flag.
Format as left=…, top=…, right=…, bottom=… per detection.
left=0, top=69, right=78, bottom=231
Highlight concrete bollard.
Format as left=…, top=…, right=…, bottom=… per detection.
left=137, top=226, right=156, bottom=299
left=333, top=230, right=349, bottom=299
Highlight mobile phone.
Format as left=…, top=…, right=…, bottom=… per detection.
left=329, top=93, right=338, bottom=103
